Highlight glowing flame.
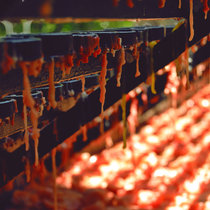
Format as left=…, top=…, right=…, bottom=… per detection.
left=201, top=99, right=209, bottom=107
left=89, top=155, right=97, bottom=164
left=81, top=176, right=107, bottom=188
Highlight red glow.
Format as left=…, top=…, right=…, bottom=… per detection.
left=10, top=85, right=210, bottom=209
left=55, top=84, right=210, bottom=209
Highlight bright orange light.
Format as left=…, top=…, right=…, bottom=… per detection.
left=72, top=165, right=82, bottom=175
left=81, top=152, right=90, bottom=160
left=54, top=84, right=210, bottom=210
left=89, top=155, right=97, bottom=163
left=81, top=176, right=107, bottom=188
left=201, top=99, right=209, bottom=107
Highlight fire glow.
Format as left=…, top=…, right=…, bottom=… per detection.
left=8, top=84, right=210, bottom=210
left=54, top=84, right=210, bottom=209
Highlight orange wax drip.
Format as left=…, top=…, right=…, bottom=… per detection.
left=149, top=41, right=157, bottom=94
left=81, top=76, right=85, bottom=92
left=23, top=104, right=29, bottom=151
left=78, top=36, right=101, bottom=65
left=1, top=43, right=14, bottom=74
left=13, top=100, right=18, bottom=113
left=30, top=108, right=40, bottom=167
left=20, top=62, right=40, bottom=166
left=116, top=47, right=126, bottom=87
left=203, top=0, right=209, bottom=19
left=28, top=58, right=43, bottom=77
left=158, top=0, right=166, bottom=8
left=99, top=52, right=108, bottom=117
left=127, top=98, right=138, bottom=135
left=65, top=55, right=74, bottom=75
left=189, top=0, right=194, bottom=41
left=132, top=44, right=140, bottom=77
left=179, top=0, right=182, bottom=9
left=126, top=0, right=134, bottom=8
left=117, top=37, right=122, bottom=49
left=39, top=0, right=53, bottom=17
left=99, top=51, right=108, bottom=133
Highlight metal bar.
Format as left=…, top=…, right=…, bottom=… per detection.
left=0, top=0, right=204, bottom=19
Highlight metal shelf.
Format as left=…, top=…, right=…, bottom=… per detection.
left=0, top=0, right=204, bottom=19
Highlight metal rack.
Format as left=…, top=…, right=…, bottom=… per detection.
left=0, top=0, right=209, bottom=189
